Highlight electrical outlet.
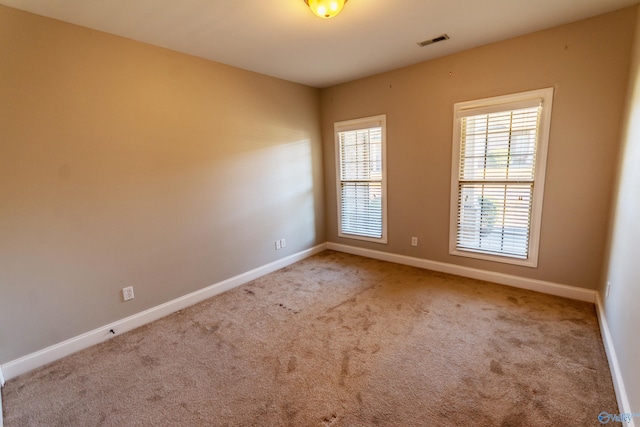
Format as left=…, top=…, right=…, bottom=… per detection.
left=411, top=237, right=418, bottom=247
left=606, top=281, right=611, bottom=299
left=123, top=286, right=135, bottom=301
left=275, top=240, right=282, bottom=250
left=280, top=238, right=286, bottom=248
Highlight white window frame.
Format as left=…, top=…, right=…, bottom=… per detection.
left=449, top=88, right=554, bottom=267
left=335, top=114, right=388, bottom=244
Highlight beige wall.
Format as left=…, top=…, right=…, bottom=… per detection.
left=0, top=6, right=324, bottom=363
left=321, top=7, right=636, bottom=290
left=601, top=6, right=640, bottom=415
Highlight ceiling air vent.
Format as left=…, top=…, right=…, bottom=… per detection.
left=417, top=34, right=450, bottom=47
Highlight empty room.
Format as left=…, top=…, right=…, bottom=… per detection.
left=1, top=1, right=639, bottom=426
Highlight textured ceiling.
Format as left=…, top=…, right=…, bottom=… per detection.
left=1, top=0, right=638, bottom=87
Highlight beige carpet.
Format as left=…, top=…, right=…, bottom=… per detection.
left=2, top=251, right=618, bottom=426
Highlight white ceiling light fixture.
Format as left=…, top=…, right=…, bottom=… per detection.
left=304, top=0, right=348, bottom=19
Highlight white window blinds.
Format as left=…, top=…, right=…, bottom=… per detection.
left=335, top=115, right=387, bottom=243
left=450, top=89, right=553, bottom=267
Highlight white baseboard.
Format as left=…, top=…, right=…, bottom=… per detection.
left=596, top=292, right=635, bottom=427
left=0, top=244, right=327, bottom=382
left=326, top=243, right=597, bottom=303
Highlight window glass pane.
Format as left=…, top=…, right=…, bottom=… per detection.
left=341, top=182, right=382, bottom=238
left=339, top=127, right=382, bottom=181
left=460, top=107, right=539, bottom=182
left=457, top=183, right=533, bottom=258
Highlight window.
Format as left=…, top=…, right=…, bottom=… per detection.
left=335, top=115, right=387, bottom=243
left=449, top=88, right=553, bottom=267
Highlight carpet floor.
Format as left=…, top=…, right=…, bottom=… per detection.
left=2, top=250, right=618, bottom=426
